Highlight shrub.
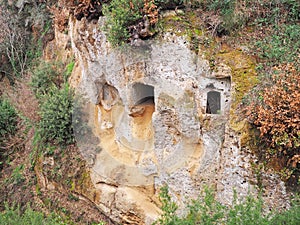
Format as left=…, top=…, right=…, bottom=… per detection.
left=103, top=0, right=144, bottom=46
left=256, top=24, right=300, bottom=65
left=30, top=62, right=61, bottom=98
left=31, top=59, right=76, bottom=98
left=0, top=203, right=66, bottom=225
left=227, top=193, right=269, bottom=225
left=0, top=99, right=18, bottom=141
left=0, top=98, right=18, bottom=169
left=185, top=188, right=227, bottom=225
left=204, top=0, right=236, bottom=12
left=38, top=84, right=74, bottom=146
left=154, top=186, right=179, bottom=224
left=0, top=20, right=29, bottom=81
left=155, top=186, right=300, bottom=225
left=247, top=63, right=300, bottom=183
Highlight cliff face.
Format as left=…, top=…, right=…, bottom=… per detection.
left=66, top=16, right=288, bottom=224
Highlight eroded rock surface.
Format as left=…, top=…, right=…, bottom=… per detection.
left=68, top=17, right=289, bottom=224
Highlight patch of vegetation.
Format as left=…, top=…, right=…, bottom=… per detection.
left=30, top=62, right=62, bottom=98
left=251, top=0, right=300, bottom=25
left=246, top=64, right=300, bottom=185
left=99, top=0, right=300, bottom=46
left=30, top=59, right=76, bottom=148
left=155, top=186, right=178, bottom=224
left=199, top=0, right=239, bottom=34
left=38, top=84, right=74, bottom=146
left=6, top=165, right=25, bottom=185
left=0, top=99, right=18, bottom=141
left=256, top=24, right=300, bottom=65
left=189, top=0, right=299, bottom=36
left=102, top=0, right=239, bottom=46
left=241, top=0, right=300, bottom=186
left=103, top=0, right=144, bottom=46
left=270, top=197, right=300, bottom=225
left=0, top=0, right=53, bottom=83
left=155, top=186, right=300, bottom=225
left=0, top=203, right=66, bottom=225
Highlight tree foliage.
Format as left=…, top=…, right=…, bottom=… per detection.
left=247, top=64, right=300, bottom=182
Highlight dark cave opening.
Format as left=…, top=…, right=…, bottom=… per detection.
left=206, top=91, right=221, bottom=114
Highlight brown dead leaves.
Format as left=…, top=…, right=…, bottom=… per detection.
left=143, top=0, right=158, bottom=25
left=247, top=63, right=300, bottom=173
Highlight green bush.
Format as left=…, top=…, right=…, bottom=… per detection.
left=155, top=186, right=179, bottom=224
left=38, top=84, right=74, bottom=145
left=155, top=186, right=300, bottom=225
left=0, top=204, right=66, bottom=225
left=155, top=187, right=226, bottom=225
left=0, top=99, right=18, bottom=169
left=185, top=188, right=227, bottom=225
left=256, top=24, right=300, bottom=65
left=30, top=62, right=61, bottom=97
left=0, top=99, right=18, bottom=140
left=227, top=193, right=269, bottom=225
left=103, top=0, right=144, bottom=46
left=31, top=59, right=75, bottom=98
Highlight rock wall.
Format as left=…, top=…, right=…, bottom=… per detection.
left=68, top=16, right=289, bottom=224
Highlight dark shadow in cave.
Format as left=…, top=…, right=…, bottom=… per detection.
left=132, top=83, right=155, bottom=106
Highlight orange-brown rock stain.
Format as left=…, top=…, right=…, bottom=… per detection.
left=131, top=104, right=155, bottom=141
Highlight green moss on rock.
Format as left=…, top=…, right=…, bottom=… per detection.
left=215, top=50, right=258, bottom=108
